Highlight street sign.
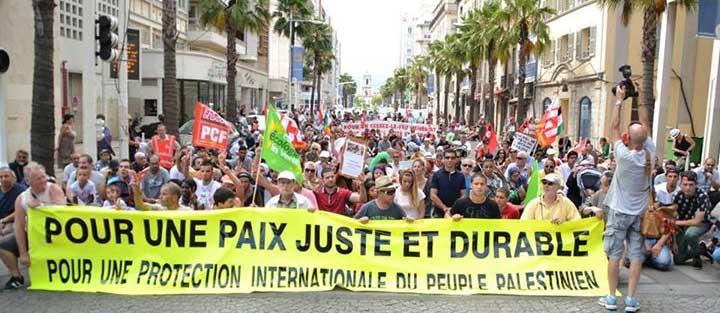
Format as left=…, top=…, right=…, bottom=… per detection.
left=111, top=28, right=140, bottom=80
left=291, top=47, right=305, bottom=81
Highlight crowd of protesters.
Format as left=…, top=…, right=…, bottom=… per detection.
left=0, top=87, right=719, bottom=313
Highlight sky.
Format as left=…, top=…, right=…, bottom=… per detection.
left=323, top=0, right=434, bottom=91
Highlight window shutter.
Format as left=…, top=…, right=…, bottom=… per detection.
left=567, top=33, right=574, bottom=62
left=551, top=40, right=556, bottom=65
left=555, top=38, right=560, bottom=63
left=589, top=26, right=597, bottom=57
left=576, top=31, right=582, bottom=60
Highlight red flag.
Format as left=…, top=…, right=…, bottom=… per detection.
left=360, top=111, right=368, bottom=129
left=192, top=101, right=231, bottom=151
left=518, top=117, right=531, bottom=133
left=281, top=113, right=307, bottom=150
left=484, top=122, right=498, bottom=154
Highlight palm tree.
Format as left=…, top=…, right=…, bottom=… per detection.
left=380, top=80, right=393, bottom=105
left=408, top=56, right=429, bottom=109
left=338, top=73, right=356, bottom=107
left=31, top=0, right=55, bottom=174
left=273, top=0, right=313, bottom=46
left=444, top=34, right=467, bottom=123
left=199, top=0, right=270, bottom=123
left=427, top=40, right=445, bottom=119
left=392, top=67, right=411, bottom=109
left=304, top=22, right=334, bottom=114
left=162, top=0, right=179, bottom=135
left=497, top=0, right=554, bottom=123
left=597, top=0, right=697, bottom=127
left=459, top=9, right=484, bottom=125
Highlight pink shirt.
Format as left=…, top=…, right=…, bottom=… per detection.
left=299, top=188, right=319, bottom=209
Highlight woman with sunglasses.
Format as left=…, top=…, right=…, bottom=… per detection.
left=302, top=161, right=320, bottom=190
left=395, top=170, right=426, bottom=219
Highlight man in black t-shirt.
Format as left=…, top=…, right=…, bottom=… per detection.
left=355, top=176, right=407, bottom=222
left=450, top=173, right=501, bottom=220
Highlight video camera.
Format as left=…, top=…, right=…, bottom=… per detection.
left=611, top=65, right=639, bottom=100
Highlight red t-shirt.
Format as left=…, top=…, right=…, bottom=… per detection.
left=501, top=203, right=520, bottom=219
left=314, top=187, right=352, bottom=215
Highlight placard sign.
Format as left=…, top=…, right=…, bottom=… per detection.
left=511, top=132, right=538, bottom=155
left=192, top=101, right=231, bottom=150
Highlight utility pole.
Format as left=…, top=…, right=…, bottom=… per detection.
left=0, top=48, right=9, bottom=164
left=118, top=3, right=129, bottom=159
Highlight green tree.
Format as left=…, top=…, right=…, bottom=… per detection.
left=427, top=40, right=446, bottom=119
left=380, top=78, right=394, bottom=105
left=497, top=0, right=554, bottom=122
left=371, top=94, right=384, bottom=106
left=303, top=22, right=334, bottom=114
left=597, top=0, right=697, bottom=129
left=199, top=0, right=270, bottom=123
left=162, top=0, right=179, bottom=134
left=272, top=0, right=312, bottom=46
left=338, top=73, right=357, bottom=107
left=392, top=67, right=411, bottom=109
left=408, top=55, right=429, bottom=110
left=31, top=0, right=55, bottom=173
left=443, top=34, right=467, bottom=123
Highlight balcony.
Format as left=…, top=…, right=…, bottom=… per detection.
left=187, top=24, right=247, bottom=56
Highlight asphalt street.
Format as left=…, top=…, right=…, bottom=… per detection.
left=2, top=263, right=720, bottom=313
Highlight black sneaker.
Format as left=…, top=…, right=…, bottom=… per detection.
left=691, top=256, right=703, bottom=269
left=3, top=276, right=24, bottom=290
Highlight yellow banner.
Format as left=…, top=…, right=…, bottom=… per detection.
left=27, top=207, right=608, bottom=296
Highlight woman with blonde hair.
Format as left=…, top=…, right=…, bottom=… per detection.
left=394, top=170, right=426, bottom=219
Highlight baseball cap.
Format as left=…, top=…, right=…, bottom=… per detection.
left=108, top=159, right=120, bottom=170
left=669, top=128, right=680, bottom=138
left=100, top=149, right=113, bottom=155
left=374, top=176, right=398, bottom=192
left=278, top=170, right=296, bottom=181
left=541, top=173, right=562, bottom=185
left=319, top=151, right=331, bottom=159
left=546, top=148, right=557, bottom=156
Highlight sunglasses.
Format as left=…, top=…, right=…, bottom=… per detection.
left=305, top=169, right=316, bottom=173
left=542, top=181, right=556, bottom=186
left=381, top=189, right=396, bottom=196
left=462, top=164, right=473, bottom=168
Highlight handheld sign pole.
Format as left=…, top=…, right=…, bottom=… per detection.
left=251, top=161, right=262, bottom=206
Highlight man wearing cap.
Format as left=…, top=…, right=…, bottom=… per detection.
left=542, top=148, right=562, bottom=168
left=147, top=124, right=181, bottom=170
left=266, top=171, right=315, bottom=210
left=420, top=137, right=435, bottom=155
left=95, top=149, right=113, bottom=172
left=670, top=128, right=694, bottom=171
left=521, top=173, right=580, bottom=222
left=354, top=176, right=407, bottom=222
left=315, top=151, right=333, bottom=179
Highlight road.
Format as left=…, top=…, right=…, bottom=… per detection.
left=2, top=263, right=720, bottom=313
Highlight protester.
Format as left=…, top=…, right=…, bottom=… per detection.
left=56, top=113, right=76, bottom=169
left=96, top=114, right=114, bottom=158
left=693, top=157, right=719, bottom=194
left=62, top=153, right=80, bottom=190
left=521, top=174, right=580, bottom=223
left=141, top=155, right=170, bottom=203
left=0, top=163, right=66, bottom=289
left=68, top=166, right=98, bottom=205
left=672, top=171, right=712, bottom=268
left=654, top=160, right=677, bottom=185
left=213, top=187, right=240, bottom=209
left=429, top=149, right=466, bottom=217
left=147, top=124, right=181, bottom=170
left=394, top=170, right=426, bottom=219
left=102, top=184, right=130, bottom=210
left=266, top=171, right=315, bottom=210
left=670, top=128, right=695, bottom=170
left=0, top=168, right=26, bottom=236
left=132, top=152, right=149, bottom=173
left=580, top=171, right=612, bottom=220
left=8, top=150, right=29, bottom=185
left=314, top=168, right=365, bottom=216
left=354, top=176, right=407, bottom=223
left=449, top=173, right=500, bottom=220
left=654, top=167, right=680, bottom=206
left=132, top=179, right=190, bottom=211
left=494, top=187, right=519, bottom=219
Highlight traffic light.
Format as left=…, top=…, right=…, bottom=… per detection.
left=0, top=48, right=9, bottom=73
left=96, top=15, right=119, bottom=62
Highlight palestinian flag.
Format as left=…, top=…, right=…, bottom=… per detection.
left=537, top=97, right=564, bottom=147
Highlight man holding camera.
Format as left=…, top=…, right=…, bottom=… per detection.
left=598, top=81, right=652, bottom=313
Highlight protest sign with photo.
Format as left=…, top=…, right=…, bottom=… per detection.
left=339, top=137, right=367, bottom=179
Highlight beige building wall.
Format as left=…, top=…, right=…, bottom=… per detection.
left=0, top=0, right=62, bottom=162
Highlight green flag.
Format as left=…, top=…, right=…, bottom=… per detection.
left=524, top=160, right=542, bottom=203
left=261, top=104, right=303, bottom=184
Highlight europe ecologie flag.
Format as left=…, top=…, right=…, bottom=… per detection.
left=524, top=161, right=542, bottom=203
left=261, top=104, right=303, bottom=184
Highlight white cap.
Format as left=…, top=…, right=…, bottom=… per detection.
left=278, top=170, right=296, bottom=181
left=319, top=151, right=331, bottom=159
left=546, top=148, right=556, bottom=155
left=670, top=128, right=680, bottom=138
left=541, top=173, right=562, bottom=185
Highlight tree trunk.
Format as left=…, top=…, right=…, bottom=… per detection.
left=310, top=72, right=316, bottom=115
left=162, top=0, right=179, bottom=134
left=516, top=46, right=528, bottom=123
left=316, top=72, right=322, bottom=114
left=641, top=7, right=657, bottom=126
left=469, top=64, right=478, bottom=125
left=486, top=44, right=496, bottom=122
left=435, top=70, right=441, bottom=120
left=225, top=13, right=239, bottom=123
left=444, top=76, right=450, bottom=122
left=416, top=84, right=421, bottom=110
left=399, top=90, right=405, bottom=109
left=31, top=0, right=55, bottom=174
left=455, top=74, right=462, bottom=124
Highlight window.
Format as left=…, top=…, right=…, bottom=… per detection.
left=558, top=35, right=568, bottom=63
left=578, top=96, right=592, bottom=140
left=576, top=26, right=597, bottom=60
left=543, top=40, right=555, bottom=67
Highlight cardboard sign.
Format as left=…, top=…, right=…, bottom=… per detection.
left=192, top=101, right=231, bottom=150
left=342, top=121, right=438, bottom=137
left=511, top=132, right=538, bottom=155
left=339, top=137, right=367, bottom=179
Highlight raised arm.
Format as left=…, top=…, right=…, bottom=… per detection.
left=610, top=86, right=625, bottom=142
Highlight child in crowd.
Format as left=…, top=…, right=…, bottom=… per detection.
left=69, top=167, right=98, bottom=205
left=102, top=184, right=130, bottom=210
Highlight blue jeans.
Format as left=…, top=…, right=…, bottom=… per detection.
left=644, top=238, right=672, bottom=271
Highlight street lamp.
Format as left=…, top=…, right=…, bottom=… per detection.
left=287, top=16, right=326, bottom=113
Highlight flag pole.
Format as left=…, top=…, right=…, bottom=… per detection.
left=251, top=162, right=262, bottom=206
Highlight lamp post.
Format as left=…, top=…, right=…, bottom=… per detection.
left=287, top=17, right=326, bottom=113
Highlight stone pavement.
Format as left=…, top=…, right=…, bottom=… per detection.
left=1, top=263, right=720, bottom=313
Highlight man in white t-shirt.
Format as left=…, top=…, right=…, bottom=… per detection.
left=193, top=160, right=221, bottom=210
left=265, top=171, right=314, bottom=210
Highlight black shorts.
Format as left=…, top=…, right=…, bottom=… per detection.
left=0, top=233, right=20, bottom=257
